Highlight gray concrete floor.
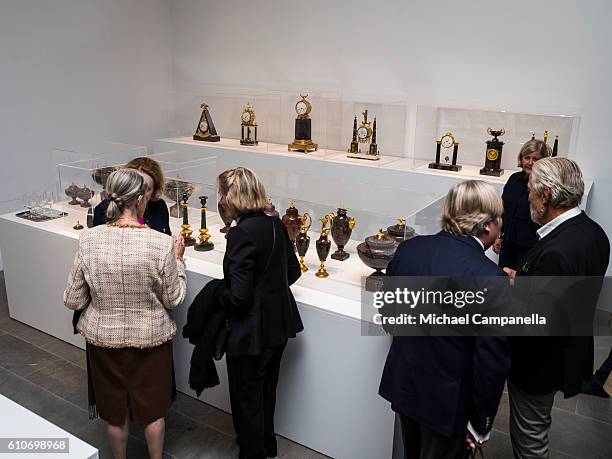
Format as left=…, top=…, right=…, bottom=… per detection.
left=0, top=270, right=611, bottom=458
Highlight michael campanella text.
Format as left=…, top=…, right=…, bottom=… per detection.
left=372, top=313, right=547, bottom=327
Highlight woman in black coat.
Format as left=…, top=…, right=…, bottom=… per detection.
left=493, top=139, right=550, bottom=269
left=216, top=167, right=303, bottom=459
left=92, top=156, right=171, bottom=234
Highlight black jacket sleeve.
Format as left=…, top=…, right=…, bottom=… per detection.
left=154, top=199, right=172, bottom=236
left=219, top=226, right=257, bottom=314
left=469, top=336, right=511, bottom=435
left=92, top=200, right=108, bottom=226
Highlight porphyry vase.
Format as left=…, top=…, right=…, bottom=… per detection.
left=282, top=202, right=300, bottom=247
left=331, top=208, right=354, bottom=261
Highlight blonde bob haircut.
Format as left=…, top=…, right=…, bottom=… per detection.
left=440, top=180, right=503, bottom=236
left=516, top=139, right=551, bottom=167
left=217, top=167, right=267, bottom=219
left=125, top=156, right=165, bottom=200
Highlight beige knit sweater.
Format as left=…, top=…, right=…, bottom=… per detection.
left=63, top=225, right=187, bottom=348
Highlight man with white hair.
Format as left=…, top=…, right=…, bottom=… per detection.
left=506, top=158, right=610, bottom=458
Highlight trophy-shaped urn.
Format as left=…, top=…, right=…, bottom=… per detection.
left=282, top=201, right=301, bottom=248
left=330, top=208, right=355, bottom=261
left=357, top=229, right=400, bottom=291
left=65, top=183, right=80, bottom=205
left=264, top=197, right=279, bottom=218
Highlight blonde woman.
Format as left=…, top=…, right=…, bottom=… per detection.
left=64, top=169, right=186, bottom=459
left=215, top=167, right=302, bottom=458
left=92, top=156, right=171, bottom=234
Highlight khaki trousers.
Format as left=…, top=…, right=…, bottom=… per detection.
left=508, top=381, right=555, bottom=459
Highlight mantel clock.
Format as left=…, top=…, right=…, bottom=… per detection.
left=193, top=103, right=220, bottom=142
left=288, top=94, right=318, bottom=153
left=240, top=102, right=258, bottom=146
left=428, top=132, right=461, bottom=172
left=480, top=128, right=505, bottom=177
left=347, top=109, right=380, bottom=161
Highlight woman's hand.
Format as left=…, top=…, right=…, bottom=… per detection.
left=174, top=234, right=185, bottom=259
left=492, top=237, right=502, bottom=254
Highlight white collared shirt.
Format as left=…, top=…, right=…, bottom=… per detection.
left=536, top=207, right=581, bottom=240
left=472, top=236, right=485, bottom=251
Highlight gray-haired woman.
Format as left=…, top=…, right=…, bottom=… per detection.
left=64, top=169, right=186, bottom=459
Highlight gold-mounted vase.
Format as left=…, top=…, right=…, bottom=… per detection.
left=295, top=213, right=312, bottom=272
left=315, top=213, right=334, bottom=278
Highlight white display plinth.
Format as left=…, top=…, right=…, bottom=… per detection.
left=0, top=394, right=98, bottom=458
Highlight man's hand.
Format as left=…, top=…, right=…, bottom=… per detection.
left=492, top=237, right=502, bottom=254
left=465, top=431, right=477, bottom=451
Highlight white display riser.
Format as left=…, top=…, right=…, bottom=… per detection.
left=0, top=211, right=394, bottom=459
left=0, top=395, right=98, bottom=458
left=153, top=137, right=594, bottom=210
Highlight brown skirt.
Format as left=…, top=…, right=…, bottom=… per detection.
left=87, top=340, right=174, bottom=425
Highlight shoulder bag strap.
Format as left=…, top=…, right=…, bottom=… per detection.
left=254, top=218, right=276, bottom=286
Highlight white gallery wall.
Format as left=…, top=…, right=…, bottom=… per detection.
left=0, top=0, right=174, bottom=268
left=0, top=0, right=174, bottom=204
left=170, top=0, right=612, bottom=273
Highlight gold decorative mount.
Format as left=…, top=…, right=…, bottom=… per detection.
left=288, top=139, right=318, bottom=153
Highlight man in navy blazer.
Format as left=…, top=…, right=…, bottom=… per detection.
left=379, top=180, right=511, bottom=459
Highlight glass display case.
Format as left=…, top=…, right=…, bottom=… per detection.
left=323, top=96, right=409, bottom=166
left=158, top=154, right=446, bottom=302
left=51, top=142, right=147, bottom=173
left=149, top=151, right=220, bottom=231
left=170, top=86, right=410, bottom=165
left=173, top=87, right=282, bottom=151
left=51, top=140, right=445, bottom=300
left=412, top=105, right=580, bottom=178
left=56, top=161, right=131, bottom=230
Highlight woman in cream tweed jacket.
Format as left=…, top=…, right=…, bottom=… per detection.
left=63, top=168, right=186, bottom=459
left=64, top=223, right=186, bottom=347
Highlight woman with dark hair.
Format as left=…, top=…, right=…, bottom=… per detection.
left=93, top=156, right=171, bottom=234
left=493, top=139, right=551, bottom=269
left=64, top=169, right=186, bottom=459
left=216, top=167, right=303, bottom=459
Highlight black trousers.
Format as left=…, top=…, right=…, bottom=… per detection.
left=227, top=341, right=287, bottom=459
left=400, top=415, right=467, bottom=459
left=499, top=240, right=532, bottom=270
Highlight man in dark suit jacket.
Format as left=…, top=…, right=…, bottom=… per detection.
left=506, top=158, right=610, bottom=458
left=379, top=180, right=511, bottom=459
